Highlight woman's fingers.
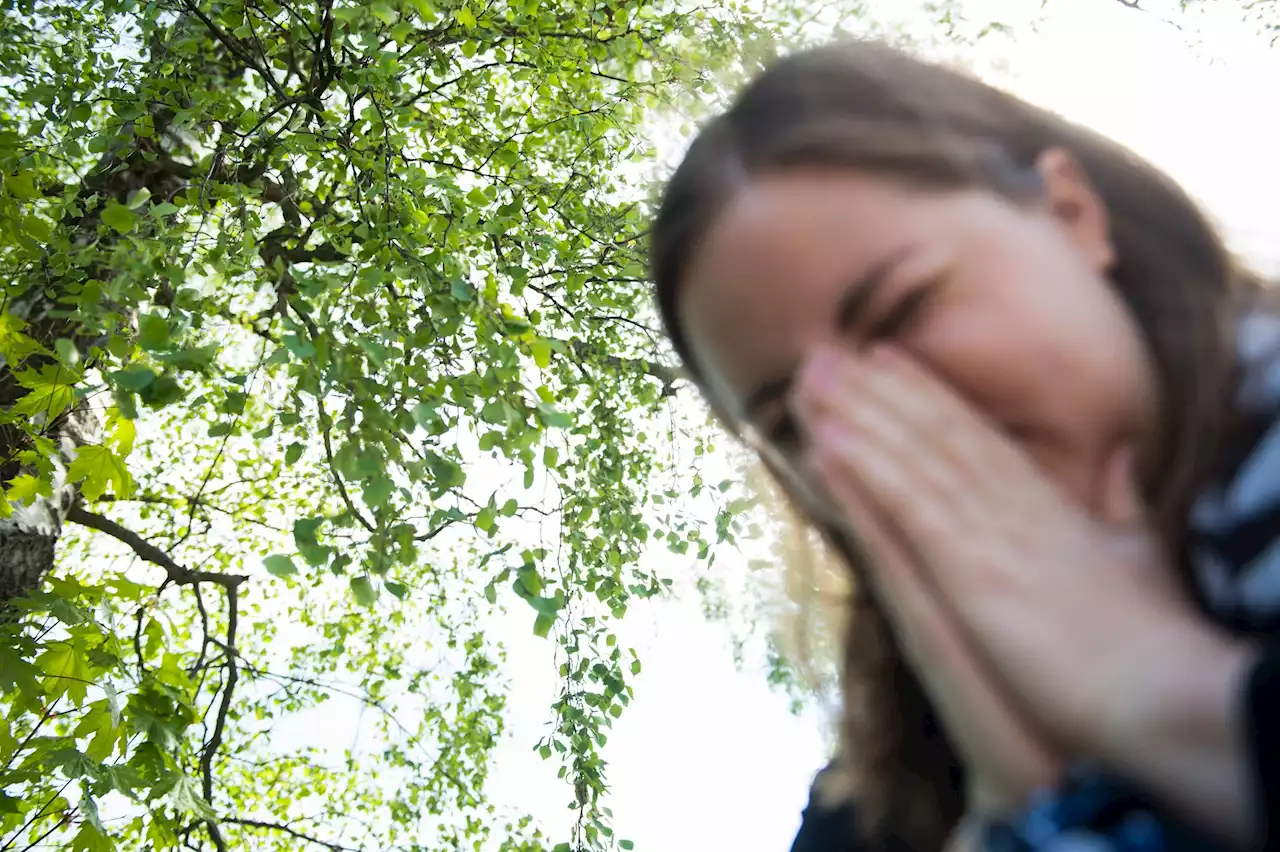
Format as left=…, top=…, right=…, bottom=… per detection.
left=805, top=433, right=1062, bottom=811
left=791, top=343, right=1182, bottom=762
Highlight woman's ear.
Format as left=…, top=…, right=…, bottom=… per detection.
left=1034, top=147, right=1115, bottom=273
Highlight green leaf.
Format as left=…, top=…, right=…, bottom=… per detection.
left=0, top=314, right=48, bottom=363
left=0, top=651, right=40, bottom=695
left=531, top=338, right=553, bottom=368
left=46, top=747, right=98, bottom=779
left=537, top=402, right=573, bottom=429
left=450, top=277, right=474, bottom=302
left=12, top=363, right=78, bottom=421
left=223, top=390, right=247, bottom=415
left=139, top=373, right=186, bottom=408
left=153, top=343, right=218, bottom=372
left=412, top=401, right=439, bottom=428
left=532, top=612, right=555, bottom=638
left=285, top=443, right=305, bottom=465
left=169, top=774, right=216, bottom=820
left=620, top=842, right=635, bottom=850
left=72, top=823, right=112, bottom=852
left=299, top=543, right=332, bottom=567
left=350, top=575, right=377, bottom=606
left=362, top=475, right=394, bottom=506
left=385, top=581, right=408, bottom=600
left=67, top=445, right=133, bottom=501
left=293, top=517, right=325, bottom=547
left=149, top=202, right=179, bottom=217
left=263, top=555, right=298, bottom=577
left=529, top=595, right=562, bottom=617
left=7, top=473, right=46, bottom=505
left=138, top=314, right=170, bottom=350
left=425, top=452, right=465, bottom=489
left=515, top=565, right=543, bottom=597
left=332, top=4, right=362, bottom=22
left=284, top=333, right=317, bottom=359
left=55, top=337, right=81, bottom=366
left=36, top=640, right=92, bottom=703
left=112, top=365, right=157, bottom=392
left=480, top=400, right=508, bottom=426
left=100, top=203, right=137, bottom=233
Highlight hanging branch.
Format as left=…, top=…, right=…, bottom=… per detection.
left=199, top=583, right=240, bottom=852
left=65, top=505, right=247, bottom=849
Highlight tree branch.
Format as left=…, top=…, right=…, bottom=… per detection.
left=66, top=507, right=247, bottom=588
left=183, top=0, right=290, bottom=102
left=222, top=818, right=361, bottom=851
left=566, top=340, right=683, bottom=397
left=200, top=584, right=240, bottom=852
left=63, top=506, right=247, bottom=848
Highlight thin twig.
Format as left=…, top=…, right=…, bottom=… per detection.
left=222, top=817, right=362, bottom=851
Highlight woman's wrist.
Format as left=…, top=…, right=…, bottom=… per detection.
left=1089, top=619, right=1260, bottom=847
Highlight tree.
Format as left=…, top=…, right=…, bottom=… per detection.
left=0, top=0, right=826, bottom=849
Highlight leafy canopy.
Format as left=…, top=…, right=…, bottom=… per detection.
left=0, top=0, right=823, bottom=849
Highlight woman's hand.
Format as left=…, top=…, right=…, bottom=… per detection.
left=809, top=451, right=1064, bottom=815
left=790, top=343, right=1259, bottom=845
left=759, top=364, right=1065, bottom=816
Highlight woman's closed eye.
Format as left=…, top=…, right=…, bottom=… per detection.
left=768, top=412, right=802, bottom=451
left=864, top=279, right=938, bottom=342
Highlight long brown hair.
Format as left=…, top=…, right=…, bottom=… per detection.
left=650, top=40, right=1260, bottom=852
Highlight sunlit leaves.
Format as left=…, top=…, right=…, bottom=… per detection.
left=0, top=0, right=812, bottom=847
left=67, top=445, right=133, bottom=502
left=36, top=637, right=93, bottom=704
left=12, top=364, right=78, bottom=422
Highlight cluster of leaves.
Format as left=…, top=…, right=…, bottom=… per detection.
left=0, top=0, right=843, bottom=849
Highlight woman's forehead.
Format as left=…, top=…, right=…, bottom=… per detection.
left=677, top=173, right=930, bottom=407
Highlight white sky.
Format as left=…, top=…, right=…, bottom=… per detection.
left=478, top=2, right=1280, bottom=851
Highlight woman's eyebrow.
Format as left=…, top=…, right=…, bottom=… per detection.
left=742, top=246, right=918, bottom=419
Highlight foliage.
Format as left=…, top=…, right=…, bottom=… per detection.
left=0, top=0, right=822, bottom=849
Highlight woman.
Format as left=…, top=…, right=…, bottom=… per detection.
left=649, top=40, right=1279, bottom=852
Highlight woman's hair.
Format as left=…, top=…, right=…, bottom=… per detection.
left=650, top=39, right=1265, bottom=852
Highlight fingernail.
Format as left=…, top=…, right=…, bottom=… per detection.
left=798, top=346, right=846, bottom=397
left=810, top=344, right=846, bottom=373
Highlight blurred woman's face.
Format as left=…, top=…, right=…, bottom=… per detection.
left=676, top=153, right=1160, bottom=515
